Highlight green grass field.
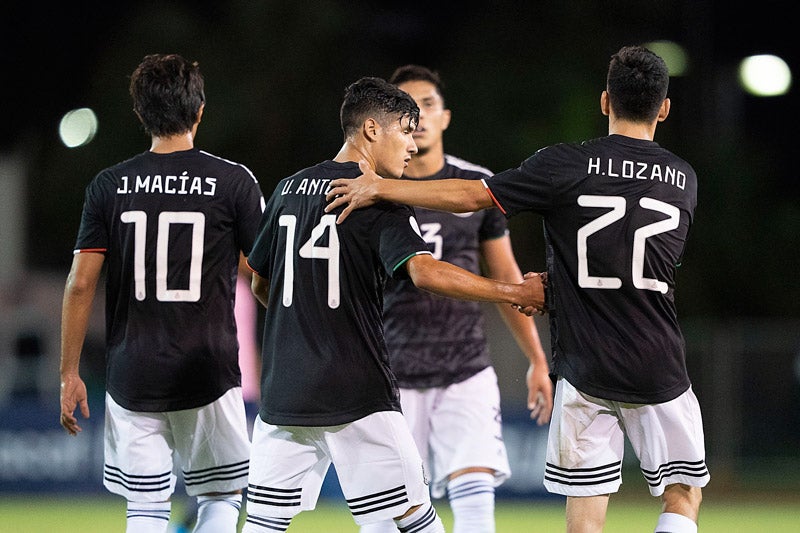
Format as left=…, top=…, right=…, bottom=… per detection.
left=1, top=490, right=797, bottom=532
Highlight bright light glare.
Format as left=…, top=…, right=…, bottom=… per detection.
left=59, top=107, right=98, bottom=148
left=739, top=55, right=792, bottom=96
left=645, top=40, right=688, bottom=77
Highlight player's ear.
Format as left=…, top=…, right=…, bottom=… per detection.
left=195, top=102, right=205, bottom=124
left=600, top=90, right=610, bottom=116
left=441, top=108, right=452, bottom=131
left=363, top=117, right=380, bottom=142
left=657, top=98, right=670, bottom=122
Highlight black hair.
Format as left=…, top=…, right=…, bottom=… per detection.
left=340, top=77, right=420, bottom=138
left=388, top=64, right=446, bottom=101
left=606, top=46, right=669, bottom=123
left=129, top=53, right=205, bottom=137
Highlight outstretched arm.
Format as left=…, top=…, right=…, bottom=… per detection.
left=60, top=252, right=104, bottom=436
left=405, top=253, right=545, bottom=312
left=325, top=160, right=495, bottom=224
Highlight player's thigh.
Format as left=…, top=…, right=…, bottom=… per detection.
left=104, top=393, right=176, bottom=502
left=328, top=410, right=432, bottom=525
left=620, top=386, right=710, bottom=496
left=170, top=387, right=251, bottom=495
left=398, top=386, right=438, bottom=462
left=427, top=368, right=510, bottom=492
left=246, top=417, right=330, bottom=518
left=544, top=378, right=625, bottom=497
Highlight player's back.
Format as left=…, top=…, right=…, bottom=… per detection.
left=248, top=160, right=430, bottom=426
left=489, top=134, right=697, bottom=403
left=547, top=135, right=697, bottom=402
left=75, top=147, right=264, bottom=411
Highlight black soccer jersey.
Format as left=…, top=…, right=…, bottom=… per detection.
left=247, top=160, right=432, bottom=426
left=74, top=148, right=265, bottom=412
left=383, top=155, right=508, bottom=388
left=485, top=135, right=697, bottom=404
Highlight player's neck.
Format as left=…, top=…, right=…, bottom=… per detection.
left=404, top=144, right=444, bottom=179
left=333, top=142, right=376, bottom=169
left=150, top=131, right=195, bottom=153
left=608, top=118, right=657, bottom=141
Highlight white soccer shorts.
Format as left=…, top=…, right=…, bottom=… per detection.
left=103, top=387, right=250, bottom=501
left=544, top=378, right=710, bottom=497
left=245, top=410, right=432, bottom=525
left=400, top=366, right=511, bottom=498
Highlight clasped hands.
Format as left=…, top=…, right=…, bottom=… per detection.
left=515, top=271, right=548, bottom=316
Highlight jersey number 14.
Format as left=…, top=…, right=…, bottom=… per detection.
left=279, top=214, right=340, bottom=309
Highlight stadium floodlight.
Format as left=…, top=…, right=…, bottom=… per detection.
left=644, top=40, right=689, bottom=77
left=738, top=54, right=792, bottom=96
left=59, top=107, right=99, bottom=148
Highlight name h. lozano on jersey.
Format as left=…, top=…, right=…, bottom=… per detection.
left=587, top=157, right=688, bottom=191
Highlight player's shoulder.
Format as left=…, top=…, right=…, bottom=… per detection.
left=197, top=149, right=259, bottom=183
left=103, top=150, right=148, bottom=172
left=88, top=151, right=148, bottom=187
left=443, top=154, right=493, bottom=179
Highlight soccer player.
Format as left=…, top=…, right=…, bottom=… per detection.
left=326, top=46, right=710, bottom=533
left=241, top=77, right=545, bottom=533
left=361, top=65, right=552, bottom=533
left=59, top=53, right=265, bottom=533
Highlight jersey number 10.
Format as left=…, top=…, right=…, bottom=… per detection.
left=121, top=210, right=205, bottom=302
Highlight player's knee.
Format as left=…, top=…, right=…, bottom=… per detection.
left=662, top=483, right=702, bottom=517
left=395, top=503, right=421, bottom=520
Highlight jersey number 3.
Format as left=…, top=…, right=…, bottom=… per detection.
left=577, top=195, right=679, bottom=294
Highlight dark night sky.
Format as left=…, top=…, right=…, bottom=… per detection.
left=1, top=0, right=797, bottom=317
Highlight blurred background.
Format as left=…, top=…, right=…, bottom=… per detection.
left=1, top=0, right=797, bottom=501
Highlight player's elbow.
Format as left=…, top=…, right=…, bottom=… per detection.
left=65, top=271, right=96, bottom=298
left=406, top=255, right=441, bottom=292
left=251, top=272, right=270, bottom=307
left=448, top=180, right=494, bottom=213
left=459, top=192, right=489, bottom=213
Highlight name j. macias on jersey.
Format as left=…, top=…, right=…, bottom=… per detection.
left=116, top=173, right=217, bottom=196
left=587, top=157, right=687, bottom=190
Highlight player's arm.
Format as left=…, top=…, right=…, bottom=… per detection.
left=405, top=253, right=545, bottom=312
left=326, top=160, right=494, bottom=224
left=481, top=236, right=553, bottom=425
left=250, top=271, right=270, bottom=308
left=60, top=252, right=104, bottom=436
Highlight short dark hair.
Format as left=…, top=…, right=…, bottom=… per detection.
left=388, top=64, right=446, bottom=101
left=129, top=53, right=205, bottom=137
left=606, top=46, right=669, bottom=123
left=340, top=77, right=420, bottom=138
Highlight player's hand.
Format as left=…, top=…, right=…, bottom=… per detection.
left=325, top=160, right=382, bottom=224
left=526, top=363, right=554, bottom=426
left=512, top=272, right=547, bottom=316
left=60, top=373, right=90, bottom=436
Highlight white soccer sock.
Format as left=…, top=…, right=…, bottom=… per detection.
left=447, top=471, right=496, bottom=533
left=126, top=500, right=171, bottom=533
left=655, top=512, right=698, bottom=533
left=360, top=518, right=399, bottom=532
left=192, top=494, right=242, bottom=533
left=394, top=501, right=445, bottom=533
